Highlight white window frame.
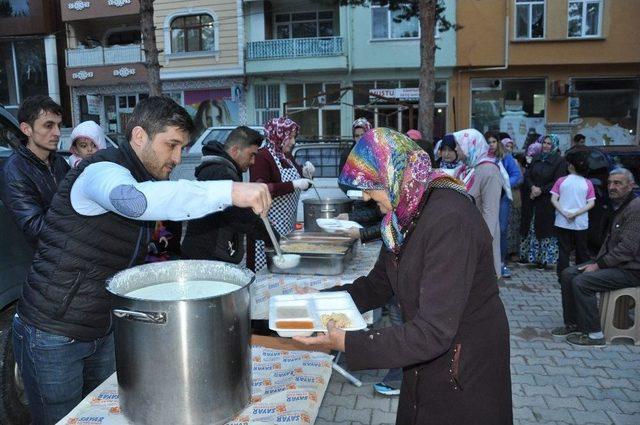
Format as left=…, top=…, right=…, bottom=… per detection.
left=567, top=0, right=603, bottom=38
left=370, top=3, right=420, bottom=41
left=163, top=9, right=219, bottom=58
left=514, top=0, right=546, bottom=40
left=274, top=10, right=334, bottom=39
left=286, top=82, right=341, bottom=137
left=254, top=84, right=281, bottom=125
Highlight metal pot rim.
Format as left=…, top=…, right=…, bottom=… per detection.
left=302, top=198, right=353, bottom=205
left=106, top=260, right=255, bottom=301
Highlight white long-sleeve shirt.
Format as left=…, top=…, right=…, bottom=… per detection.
left=70, top=162, right=233, bottom=220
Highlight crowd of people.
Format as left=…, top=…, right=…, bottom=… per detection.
left=0, top=94, right=638, bottom=425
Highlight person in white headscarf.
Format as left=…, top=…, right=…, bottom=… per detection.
left=69, top=121, right=107, bottom=168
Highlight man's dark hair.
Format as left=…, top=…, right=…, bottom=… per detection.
left=17, top=95, right=62, bottom=129
left=126, top=96, right=194, bottom=142
left=573, top=133, right=586, bottom=143
left=565, top=150, right=589, bottom=177
left=498, top=132, right=511, bottom=141
left=224, top=126, right=264, bottom=150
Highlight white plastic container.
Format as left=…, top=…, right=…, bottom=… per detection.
left=268, top=292, right=367, bottom=337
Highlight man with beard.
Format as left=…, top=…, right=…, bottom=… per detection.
left=553, top=168, right=640, bottom=346
left=11, top=97, right=271, bottom=425
left=0, top=96, right=69, bottom=246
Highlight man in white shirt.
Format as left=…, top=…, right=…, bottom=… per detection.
left=12, top=96, right=271, bottom=425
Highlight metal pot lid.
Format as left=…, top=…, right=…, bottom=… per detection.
left=106, top=260, right=254, bottom=298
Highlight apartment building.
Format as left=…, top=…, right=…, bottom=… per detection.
left=0, top=0, right=64, bottom=119
left=454, top=0, right=640, bottom=150
left=243, top=0, right=456, bottom=140
left=62, top=0, right=245, bottom=139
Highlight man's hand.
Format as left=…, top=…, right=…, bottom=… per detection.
left=302, top=161, right=315, bottom=179
left=531, top=186, right=542, bottom=198
left=293, top=320, right=346, bottom=352
left=231, top=182, right=271, bottom=217
left=335, top=213, right=349, bottom=220
left=579, top=263, right=600, bottom=273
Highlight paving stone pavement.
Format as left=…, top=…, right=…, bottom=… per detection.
left=316, top=264, right=640, bottom=425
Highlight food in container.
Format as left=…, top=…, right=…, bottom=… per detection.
left=269, top=292, right=367, bottom=337
left=281, top=242, right=348, bottom=255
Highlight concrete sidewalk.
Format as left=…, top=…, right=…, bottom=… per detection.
left=316, top=265, right=640, bottom=425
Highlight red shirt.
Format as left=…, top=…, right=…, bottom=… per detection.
left=249, top=148, right=302, bottom=198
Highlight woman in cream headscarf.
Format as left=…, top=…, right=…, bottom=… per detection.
left=453, top=129, right=505, bottom=277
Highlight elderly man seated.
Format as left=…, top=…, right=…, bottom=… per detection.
left=551, top=167, right=640, bottom=346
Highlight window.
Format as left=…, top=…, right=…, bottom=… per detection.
left=106, top=29, right=141, bottom=47
left=471, top=78, right=546, bottom=148
left=568, top=0, right=602, bottom=38
left=515, top=0, right=545, bottom=39
left=170, top=14, right=215, bottom=53
left=285, top=82, right=341, bottom=139
left=0, top=0, right=30, bottom=17
left=0, top=39, right=46, bottom=108
left=371, top=3, right=419, bottom=39
left=275, top=11, right=334, bottom=39
left=569, top=78, right=639, bottom=145
left=254, top=84, right=280, bottom=125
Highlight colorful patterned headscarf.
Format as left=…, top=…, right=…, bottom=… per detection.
left=339, top=128, right=469, bottom=254
left=526, top=141, right=542, bottom=157
left=264, top=117, right=299, bottom=161
left=452, top=129, right=494, bottom=190
left=352, top=117, right=372, bottom=134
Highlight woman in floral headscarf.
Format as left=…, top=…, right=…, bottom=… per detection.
left=248, top=117, right=313, bottom=271
left=352, top=117, right=372, bottom=140
left=453, top=129, right=506, bottom=277
left=295, top=128, right=512, bottom=425
left=519, top=134, right=567, bottom=269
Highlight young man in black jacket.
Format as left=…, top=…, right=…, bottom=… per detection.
left=0, top=96, right=69, bottom=246
left=182, top=126, right=274, bottom=263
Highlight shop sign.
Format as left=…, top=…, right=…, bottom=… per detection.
left=68, top=1, right=90, bottom=10
left=86, top=95, right=101, bottom=115
left=107, top=0, right=131, bottom=6
left=113, top=67, right=136, bottom=78
left=72, top=70, right=94, bottom=80
left=369, top=87, right=419, bottom=101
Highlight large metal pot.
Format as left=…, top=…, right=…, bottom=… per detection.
left=303, top=198, right=353, bottom=232
left=106, top=260, right=254, bottom=425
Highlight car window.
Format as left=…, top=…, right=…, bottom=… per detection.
left=202, top=129, right=234, bottom=146
left=293, top=142, right=354, bottom=178
left=0, top=115, right=22, bottom=151
left=607, top=153, right=640, bottom=185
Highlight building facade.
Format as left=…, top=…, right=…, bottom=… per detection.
left=243, top=0, right=456, bottom=140
left=62, top=0, right=245, bottom=140
left=454, top=0, right=640, bottom=150
left=0, top=0, right=64, bottom=119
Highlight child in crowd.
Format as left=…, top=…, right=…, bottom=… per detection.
left=550, top=151, right=595, bottom=277
left=68, top=121, right=107, bottom=168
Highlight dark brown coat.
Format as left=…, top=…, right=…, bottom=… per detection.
left=341, top=189, right=512, bottom=425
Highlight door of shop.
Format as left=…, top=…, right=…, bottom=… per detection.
left=104, top=93, right=148, bottom=133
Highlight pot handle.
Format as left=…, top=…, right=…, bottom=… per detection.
left=320, top=207, right=336, bottom=213
left=113, top=309, right=167, bottom=324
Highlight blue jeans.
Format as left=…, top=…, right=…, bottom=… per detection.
left=12, top=314, right=115, bottom=425
left=382, top=297, right=403, bottom=388
left=499, top=195, right=512, bottom=265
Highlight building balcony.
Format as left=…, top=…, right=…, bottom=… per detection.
left=66, top=44, right=145, bottom=68
left=61, top=0, right=140, bottom=21
left=246, top=37, right=347, bottom=74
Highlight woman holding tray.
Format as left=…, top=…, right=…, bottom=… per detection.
left=295, top=128, right=512, bottom=425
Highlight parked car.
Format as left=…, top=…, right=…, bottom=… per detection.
left=170, top=125, right=265, bottom=181
left=0, top=107, right=32, bottom=424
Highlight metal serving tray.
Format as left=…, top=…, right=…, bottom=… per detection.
left=265, top=244, right=353, bottom=275
left=282, top=231, right=356, bottom=245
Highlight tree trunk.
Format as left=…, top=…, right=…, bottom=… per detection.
left=140, top=0, right=162, bottom=96
left=418, top=0, right=437, bottom=144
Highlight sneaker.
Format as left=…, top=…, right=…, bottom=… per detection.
left=550, top=324, right=579, bottom=337
left=373, top=382, right=400, bottom=396
left=501, top=266, right=512, bottom=278
left=515, top=258, right=529, bottom=266
left=566, top=333, right=606, bottom=347
left=535, top=262, right=547, bottom=270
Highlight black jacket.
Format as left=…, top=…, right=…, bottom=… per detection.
left=349, top=200, right=382, bottom=243
left=0, top=144, right=69, bottom=246
left=181, top=142, right=273, bottom=263
left=520, top=152, right=567, bottom=239
left=17, top=144, right=154, bottom=340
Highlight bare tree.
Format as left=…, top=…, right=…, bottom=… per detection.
left=140, top=0, right=162, bottom=96
left=340, top=0, right=457, bottom=143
